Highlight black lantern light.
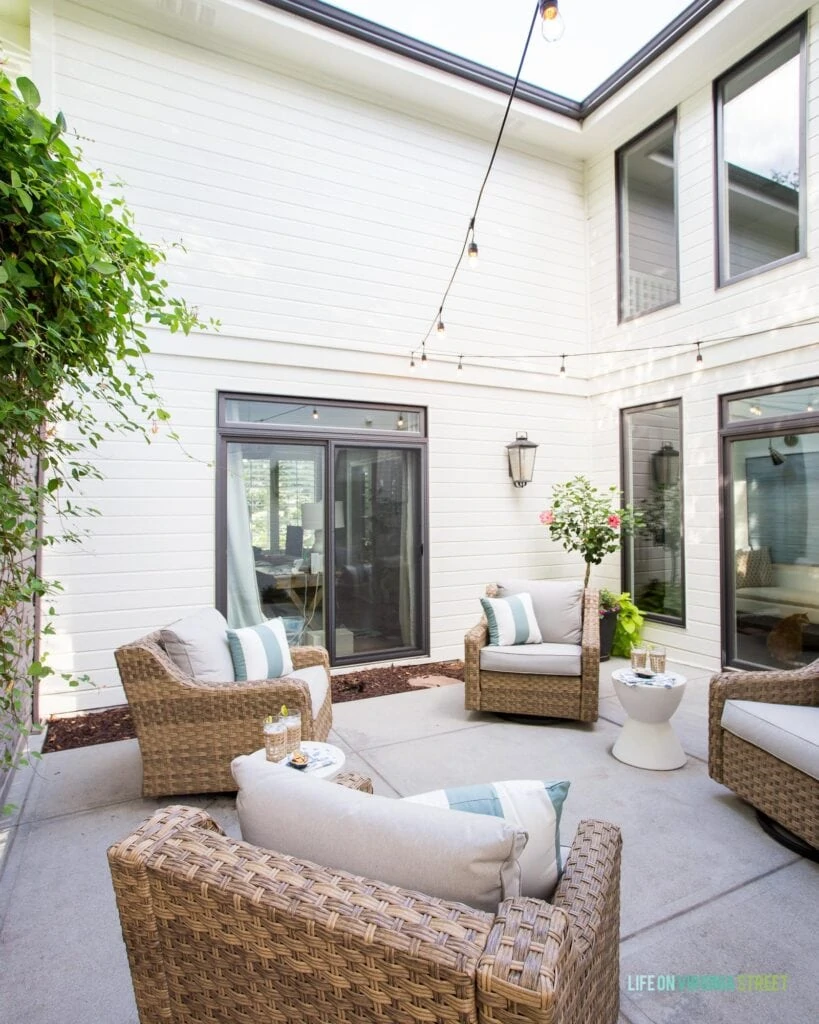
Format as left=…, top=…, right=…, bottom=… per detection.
left=651, top=442, right=680, bottom=487
left=507, top=432, right=539, bottom=488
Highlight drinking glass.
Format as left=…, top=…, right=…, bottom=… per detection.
left=284, top=711, right=302, bottom=755
left=630, top=646, right=648, bottom=671
left=649, top=646, right=667, bottom=674
left=263, top=716, right=287, bottom=762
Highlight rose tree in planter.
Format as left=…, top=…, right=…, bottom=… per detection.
left=539, top=476, right=643, bottom=658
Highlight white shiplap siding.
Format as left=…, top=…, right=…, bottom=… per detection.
left=35, top=0, right=819, bottom=710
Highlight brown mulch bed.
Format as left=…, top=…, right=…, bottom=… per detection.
left=41, top=660, right=464, bottom=753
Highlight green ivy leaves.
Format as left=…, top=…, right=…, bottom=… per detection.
left=0, top=69, right=211, bottom=782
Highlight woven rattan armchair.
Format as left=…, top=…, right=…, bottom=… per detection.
left=465, top=587, right=600, bottom=721
left=708, top=659, right=819, bottom=850
left=109, top=799, right=622, bottom=1024
left=114, top=632, right=332, bottom=798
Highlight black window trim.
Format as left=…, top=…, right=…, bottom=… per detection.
left=615, top=109, right=681, bottom=325
left=718, top=374, right=819, bottom=668
left=713, top=16, right=807, bottom=290
left=620, top=397, right=686, bottom=627
left=216, top=390, right=430, bottom=666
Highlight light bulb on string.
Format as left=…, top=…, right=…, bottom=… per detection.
left=409, top=353, right=416, bottom=370
left=539, top=1, right=565, bottom=43
left=559, top=354, right=566, bottom=378
left=467, top=217, right=479, bottom=266
left=436, top=309, right=446, bottom=338
left=695, top=342, right=703, bottom=369
left=421, top=347, right=428, bottom=364
left=457, top=354, right=463, bottom=371
left=312, top=407, right=319, bottom=420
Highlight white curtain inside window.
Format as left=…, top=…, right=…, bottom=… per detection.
left=226, top=444, right=264, bottom=628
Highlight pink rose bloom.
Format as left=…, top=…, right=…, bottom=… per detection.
left=539, top=510, right=555, bottom=525
left=608, top=513, right=621, bottom=528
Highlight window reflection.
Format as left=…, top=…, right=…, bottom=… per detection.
left=717, top=25, right=804, bottom=283
left=617, top=115, right=678, bottom=320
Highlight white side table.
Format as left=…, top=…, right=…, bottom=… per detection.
left=611, top=669, right=687, bottom=770
left=246, top=740, right=346, bottom=780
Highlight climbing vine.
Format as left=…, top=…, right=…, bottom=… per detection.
left=0, top=71, right=209, bottom=784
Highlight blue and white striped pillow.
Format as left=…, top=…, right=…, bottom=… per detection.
left=226, top=618, right=294, bottom=681
left=404, top=779, right=570, bottom=900
left=480, top=593, right=543, bottom=646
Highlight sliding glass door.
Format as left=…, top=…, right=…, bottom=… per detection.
left=334, top=446, right=422, bottom=656
left=722, top=382, right=819, bottom=668
left=219, top=394, right=428, bottom=665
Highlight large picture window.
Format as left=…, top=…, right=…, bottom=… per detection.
left=617, top=113, right=679, bottom=321
left=721, top=380, right=819, bottom=669
left=715, top=20, right=806, bottom=285
left=217, top=394, right=428, bottom=666
left=621, top=400, right=685, bottom=624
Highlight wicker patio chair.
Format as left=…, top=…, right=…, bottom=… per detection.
left=465, top=584, right=601, bottom=721
left=109, top=798, right=622, bottom=1024
left=114, top=631, right=332, bottom=798
left=708, top=658, right=819, bottom=851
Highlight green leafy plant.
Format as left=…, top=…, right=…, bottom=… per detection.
left=610, top=592, right=645, bottom=657
left=539, top=475, right=643, bottom=587
left=0, top=71, right=211, bottom=790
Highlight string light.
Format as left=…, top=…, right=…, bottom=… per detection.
left=695, top=342, right=703, bottom=368
left=539, top=1, right=565, bottom=43
left=414, top=1, right=548, bottom=355
left=409, top=353, right=416, bottom=369
left=457, top=354, right=463, bottom=371
left=467, top=217, right=479, bottom=267
left=312, top=407, right=319, bottom=419
left=436, top=309, right=446, bottom=338
left=397, top=412, right=405, bottom=428
left=559, top=354, right=566, bottom=377
left=150, top=418, right=160, bottom=435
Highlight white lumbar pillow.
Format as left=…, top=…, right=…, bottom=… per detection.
left=231, top=761, right=528, bottom=913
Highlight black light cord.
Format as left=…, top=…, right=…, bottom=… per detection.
left=417, top=0, right=542, bottom=357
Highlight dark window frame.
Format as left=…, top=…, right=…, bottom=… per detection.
left=718, top=376, right=819, bottom=668
left=616, top=110, right=680, bottom=324
left=713, top=17, right=807, bottom=289
left=620, top=398, right=686, bottom=627
left=216, top=391, right=430, bottom=667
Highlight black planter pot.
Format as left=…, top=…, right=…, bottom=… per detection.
left=599, top=609, right=618, bottom=662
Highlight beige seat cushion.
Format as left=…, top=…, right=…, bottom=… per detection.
left=495, top=580, right=584, bottom=644
left=160, top=607, right=235, bottom=683
left=287, top=664, right=329, bottom=717
left=231, top=762, right=527, bottom=913
left=721, top=700, right=819, bottom=781
left=480, top=642, right=582, bottom=676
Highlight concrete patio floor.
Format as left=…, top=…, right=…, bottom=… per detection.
left=0, top=656, right=816, bottom=1024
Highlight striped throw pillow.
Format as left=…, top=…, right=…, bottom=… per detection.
left=404, top=778, right=570, bottom=900
left=226, top=618, right=294, bottom=681
left=480, top=593, right=543, bottom=646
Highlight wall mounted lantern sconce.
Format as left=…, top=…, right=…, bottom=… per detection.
left=651, top=442, right=680, bottom=486
left=507, top=432, right=538, bottom=487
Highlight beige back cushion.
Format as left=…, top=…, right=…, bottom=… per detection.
left=495, top=579, right=584, bottom=644
left=232, top=759, right=527, bottom=913
left=160, top=607, right=235, bottom=683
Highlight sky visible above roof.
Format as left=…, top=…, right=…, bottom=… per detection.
left=329, top=0, right=698, bottom=101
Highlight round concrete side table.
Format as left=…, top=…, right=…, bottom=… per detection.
left=611, top=669, right=687, bottom=770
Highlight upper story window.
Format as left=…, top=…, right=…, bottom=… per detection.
left=617, top=113, right=679, bottom=322
left=715, top=20, right=806, bottom=286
